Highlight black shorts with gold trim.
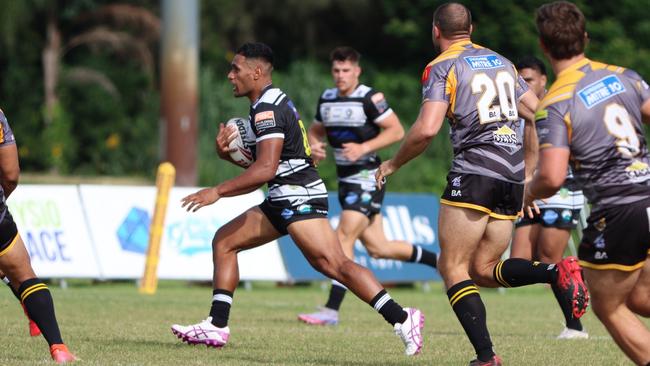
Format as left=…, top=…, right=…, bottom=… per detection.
left=0, top=209, right=19, bottom=256
left=259, top=197, right=329, bottom=236
left=579, top=198, right=650, bottom=271
left=440, top=173, right=523, bottom=220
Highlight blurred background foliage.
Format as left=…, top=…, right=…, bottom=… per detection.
left=1, top=0, right=649, bottom=193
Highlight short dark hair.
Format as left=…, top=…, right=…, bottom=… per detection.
left=516, top=56, right=547, bottom=76
left=433, top=2, right=472, bottom=38
left=536, top=1, right=586, bottom=60
left=329, top=46, right=360, bottom=63
left=236, top=42, right=274, bottom=66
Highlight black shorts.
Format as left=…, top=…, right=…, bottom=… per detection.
left=579, top=198, right=650, bottom=271
left=259, top=197, right=329, bottom=235
left=515, top=207, right=581, bottom=229
left=441, top=173, right=523, bottom=220
left=0, top=210, right=19, bottom=256
left=338, top=181, right=385, bottom=217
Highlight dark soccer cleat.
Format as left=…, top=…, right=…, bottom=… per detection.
left=469, top=355, right=502, bottom=366
left=556, top=256, right=589, bottom=319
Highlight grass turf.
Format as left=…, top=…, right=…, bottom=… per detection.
left=0, top=280, right=640, bottom=365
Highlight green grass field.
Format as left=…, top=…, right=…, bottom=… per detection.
left=0, top=281, right=640, bottom=365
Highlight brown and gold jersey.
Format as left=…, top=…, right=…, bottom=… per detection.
left=536, top=58, right=650, bottom=209
left=422, top=41, right=529, bottom=183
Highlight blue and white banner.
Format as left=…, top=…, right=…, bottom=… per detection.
left=7, top=184, right=441, bottom=282
left=277, top=193, right=441, bottom=282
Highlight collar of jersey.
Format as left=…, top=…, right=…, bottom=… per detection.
left=446, top=39, right=472, bottom=52
left=253, top=83, right=275, bottom=105
left=557, top=58, right=590, bottom=79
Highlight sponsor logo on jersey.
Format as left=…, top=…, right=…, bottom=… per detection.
left=463, top=55, right=504, bottom=70
left=281, top=208, right=294, bottom=220
left=492, top=125, right=518, bottom=147
left=625, top=160, right=650, bottom=183
left=345, top=192, right=359, bottom=205
left=561, top=209, right=572, bottom=222
left=421, top=65, right=432, bottom=84
left=254, top=110, right=276, bottom=130
left=534, top=108, right=548, bottom=121
left=577, top=75, right=626, bottom=109
left=361, top=192, right=372, bottom=203
left=594, top=233, right=606, bottom=249
left=451, top=176, right=461, bottom=187
left=371, top=92, right=388, bottom=114
left=542, top=209, right=559, bottom=225
left=297, top=204, right=312, bottom=214
left=594, top=251, right=608, bottom=260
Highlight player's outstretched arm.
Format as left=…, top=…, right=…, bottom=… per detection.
left=182, top=138, right=282, bottom=212
left=376, top=101, right=446, bottom=188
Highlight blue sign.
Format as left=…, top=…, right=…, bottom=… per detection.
left=277, top=193, right=441, bottom=282
left=464, top=55, right=504, bottom=70
left=578, top=75, right=626, bottom=109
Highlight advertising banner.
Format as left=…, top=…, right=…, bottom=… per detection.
left=277, top=193, right=441, bottom=282
left=7, top=185, right=101, bottom=278
left=79, top=185, right=289, bottom=281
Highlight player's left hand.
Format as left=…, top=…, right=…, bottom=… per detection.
left=341, top=142, right=369, bottom=163
left=181, top=187, right=220, bottom=212
left=375, top=160, right=397, bottom=190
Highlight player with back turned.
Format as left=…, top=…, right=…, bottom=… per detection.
left=529, top=2, right=650, bottom=364
left=376, top=3, right=588, bottom=365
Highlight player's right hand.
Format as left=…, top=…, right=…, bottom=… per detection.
left=310, top=141, right=327, bottom=163
left=521, top=184, right=542, bottom=219
left=215, top=123, right=238, bottom=159
left=375, top=160, right=396, bottom=190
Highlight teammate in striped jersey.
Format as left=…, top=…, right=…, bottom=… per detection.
left=171, top=42, right=424, bottom=356
left=298, top=47, right=438, bottom=327
left=529, top=2, right=650, bottom=364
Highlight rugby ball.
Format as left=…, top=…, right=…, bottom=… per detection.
left=226, top=117, right=255, bottom=167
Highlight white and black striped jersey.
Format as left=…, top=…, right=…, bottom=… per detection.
left=314, top=84, right=393, bottom=178
left=248, top=85, right=327, bottom=206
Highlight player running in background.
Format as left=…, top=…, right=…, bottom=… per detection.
left=298, top=46, right=438, bottom=326
left=170, top=42, right=424, bottom=356
left=510, top=55, right=588, bottom=339
left=376, top=3, right=588, bottom=365
left=530, top=2, right=650, bottom=364
left=0, top=109, right=76, bottom=363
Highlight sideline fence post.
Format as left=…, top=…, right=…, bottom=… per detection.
left=140, top=162, right=175, bottom=294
